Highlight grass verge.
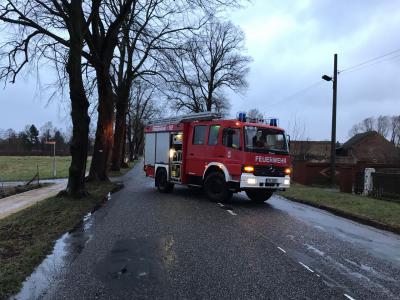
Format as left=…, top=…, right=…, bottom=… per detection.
left=0, top=183, right=52, bottom=199
left=278, top=184, right=400, bottom=234
left=108, top=160, right=137, bottom=178
left=0, top=181, right=118, bottom=300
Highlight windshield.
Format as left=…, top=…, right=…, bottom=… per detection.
left=245, top=126, right=288, bottom=154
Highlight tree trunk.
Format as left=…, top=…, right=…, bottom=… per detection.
left=120, top=120, right=128, bottom=168
left=88, top=67, right=114, bottom=181
left=111, top=97, right=128, bottom=171
left=133, top=125, right=144, bottom=158
left=127, top=114, right=134, bottom=161
left=65, top=0, right=90, bottom=197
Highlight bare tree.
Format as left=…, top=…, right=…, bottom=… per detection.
left=286, top=116, right=310, bottom=159
left=109, top=0, right=245, bottom=171
left=0, top=0, right=91, bottom=196
left=376, top=115, right=390, bottom=138
left=128, top=80, right=161, bottom=160
left=110, top=0, right=200, bottom=171
left=349, top=115, right=400, bottom=143
left=247, top=108, right=263, bottom=121
left=84, top=0, right=135, bottom=181
left=349, top=123, right=361, bottom=137
left=162, top=19, right=251, bottom=113
left=361, top=117, right=375, bottom=132
left=390, top=115, right=400, bottom=146
left=349, top=117, right=375, bottom=137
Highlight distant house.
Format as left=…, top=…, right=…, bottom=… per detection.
left=290, top=141, right=331, bottom=161
left=336, top=131, right=400, bottom=165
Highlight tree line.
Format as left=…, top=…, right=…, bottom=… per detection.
left=0, top=122, right=70, bottom=154
left=0, top=0, right=250, bottom=196
left=349, top=115, right=400, bottom=145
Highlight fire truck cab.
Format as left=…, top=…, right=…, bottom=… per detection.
left=144, top=112, right=291, bottom=203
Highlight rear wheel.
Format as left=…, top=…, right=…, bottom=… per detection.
left=156, top=168, right=174, bottom=193
left=245, top=189, right=274, bottom=203
left=204, top=172, right=232, bottom=202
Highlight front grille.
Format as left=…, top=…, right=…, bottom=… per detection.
left=253, top=165, right=285, bottom=177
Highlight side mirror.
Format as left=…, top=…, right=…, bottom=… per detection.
left=286, top=134, right=291, bottom=150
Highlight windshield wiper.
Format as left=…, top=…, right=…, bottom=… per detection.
left=246, top=147, right=288, bottom=154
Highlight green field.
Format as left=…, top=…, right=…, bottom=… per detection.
left=0, top=156, right=92, bottom=181
left=279, top=184, right=400, bottom=232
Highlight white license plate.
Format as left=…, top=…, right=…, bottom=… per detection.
left=266, top=178, right=278, bottom=184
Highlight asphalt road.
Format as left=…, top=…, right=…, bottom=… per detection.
left=16, top=162, right=400, bottom=300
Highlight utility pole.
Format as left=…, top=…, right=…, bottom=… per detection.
left=322, top=54, right=338, bottom=187
left=330, top=54, right=338, bottom=187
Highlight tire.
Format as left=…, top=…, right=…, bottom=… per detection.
left=156, top=168, right=174, bottom=193
left=203, top=172, right=232, bottom=202
left=245, top=189, right=274, bottom=203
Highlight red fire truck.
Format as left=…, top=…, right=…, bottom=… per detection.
left=144, top=112, right=291, bottom=203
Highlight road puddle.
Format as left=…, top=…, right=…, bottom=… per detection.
left=12, top=212, right=95, bottom=300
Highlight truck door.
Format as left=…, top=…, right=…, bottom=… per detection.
left=222, top=127, right=243, bottom=179
left=204, top=124, right=224, bottom=163
left=186, top=125, right=208, bottom=177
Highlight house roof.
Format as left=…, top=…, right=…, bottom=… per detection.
left=341, top=131, right=377, bottom=149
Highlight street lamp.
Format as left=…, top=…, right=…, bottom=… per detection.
left=322, top=53, right=338, bottom=187
left=322, top=75, right=332, bottom=81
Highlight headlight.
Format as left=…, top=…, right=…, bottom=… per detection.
left=247, top=178, right=257, bottom=185
left=284, top=168, right=292, bottom=175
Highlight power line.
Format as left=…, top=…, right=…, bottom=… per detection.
left=339, top=53, right=400, bottom=76
left=269, top=80, right=324, bottom=107
left=269, top=48, right=400, bottom=108
left=339, top=48, right=400, bottom=74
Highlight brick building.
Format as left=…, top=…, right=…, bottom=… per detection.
left=336, top=131, right=400, bottom=164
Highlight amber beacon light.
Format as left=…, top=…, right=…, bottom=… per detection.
left=243, top=165, right=255, bottom=173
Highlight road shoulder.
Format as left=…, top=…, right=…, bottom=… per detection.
left=0, top=181, right=121, bottom=300
left=278, top=184, right=400, bottom=234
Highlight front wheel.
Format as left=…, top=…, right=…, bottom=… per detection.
left=156, top=168, right=174, bottom=193
left=204, top=172, right=232, bottom=202
left=245, top=189, right=274, bottom=203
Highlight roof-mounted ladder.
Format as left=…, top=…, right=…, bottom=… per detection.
left=149, top=112, right=222, bottom=125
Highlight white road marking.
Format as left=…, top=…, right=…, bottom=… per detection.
left=344, top=294, right=356, bottom=300
left=298, top=261, right=314, bottom=273
left=227, top=210, right=237, bottom=216
left=217, top=202, right=224, bottom=207
left=277, top=247, right=286, bottom=253
left=316, top=274, right=320, bottom=277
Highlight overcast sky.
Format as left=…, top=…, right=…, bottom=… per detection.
left=1, top=0, right=400, bottom=141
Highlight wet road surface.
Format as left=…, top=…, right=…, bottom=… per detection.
left=15, top=162, right=400, bottom=299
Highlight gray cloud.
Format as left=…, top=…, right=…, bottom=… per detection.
left=228, top=0, right=400, bottom=141
left=1, top=0, right=399, bottom=142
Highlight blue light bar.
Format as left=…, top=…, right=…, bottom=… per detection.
left=238, top=112, right=247, bottom=122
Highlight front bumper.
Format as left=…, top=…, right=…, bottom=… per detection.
left=240, top=173, right=291, bottom=189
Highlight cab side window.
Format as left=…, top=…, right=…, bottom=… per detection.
left=193, top=125, right=207, bottom=145
left=223, top=128, right=241, bottom=149
left=208, top=125, right=220, bottom=145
